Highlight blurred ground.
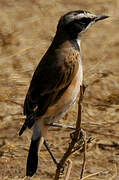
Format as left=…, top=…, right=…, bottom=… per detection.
left=0, top=0, right=119, bottom=180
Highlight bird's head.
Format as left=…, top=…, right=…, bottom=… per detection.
left=57, top=10, right=109, bottom=39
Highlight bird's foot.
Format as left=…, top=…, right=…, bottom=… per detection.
left=70, top=129, right=86, bottom=153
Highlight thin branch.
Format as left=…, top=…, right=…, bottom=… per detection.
left=64, top=159, right=72, bottom=180
left=54, top=85, right=86, bottom=180
left=80, top=138, right=86, bottom=179
left=80, top=171, right=104, bottom=180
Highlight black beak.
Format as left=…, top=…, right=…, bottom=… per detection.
left=95, top=15, right=109, bottom=22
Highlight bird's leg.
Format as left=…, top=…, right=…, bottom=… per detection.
left=45, top=85, right=86, bottom=166
left=46, top=122, right=76, bottom=130
left=44, top=140, right=58, bottom=165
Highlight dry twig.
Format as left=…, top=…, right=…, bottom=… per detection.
left=54, top=85, right=86, bottom=180
left=80, top=171, right=104, bottom=180
left=64, top=159, right=72, bottom=180
left=80, top=139, right=87, bottom=179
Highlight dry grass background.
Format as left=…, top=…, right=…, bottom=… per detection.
left=0, top=0, right=119, bottom=179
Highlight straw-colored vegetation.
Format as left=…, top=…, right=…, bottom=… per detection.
left=0, top=0, right=119, bottom=179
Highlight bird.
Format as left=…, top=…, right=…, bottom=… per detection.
left=19, top=10, right=109, bottom=177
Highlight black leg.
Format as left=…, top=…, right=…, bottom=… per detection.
left=44, top=140, right=58, bottom=165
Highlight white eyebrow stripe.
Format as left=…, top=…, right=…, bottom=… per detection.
left=71, top=12, right=96, bottom=20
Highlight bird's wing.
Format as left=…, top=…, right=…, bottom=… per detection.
left=24, top=55, right=79, bottom=116
left=19, top=51, right=79, bottom=135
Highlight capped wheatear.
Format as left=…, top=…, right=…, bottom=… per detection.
left=19, top=10, right=109, bottom=177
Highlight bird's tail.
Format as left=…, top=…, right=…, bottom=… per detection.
left=26, top=121, right=48, bottom=177
left=19, top=113, right=35, bottom=136
left=26, top=134, right=44, bottom=177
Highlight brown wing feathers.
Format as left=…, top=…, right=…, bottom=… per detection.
left=19, top=45, right=79, bottom=136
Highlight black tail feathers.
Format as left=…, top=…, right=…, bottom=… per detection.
left=26, top=138, right=40, bottom=177
left=19, top=114, right=35, bottom=136
left=19, top=123, right=27, bottom=136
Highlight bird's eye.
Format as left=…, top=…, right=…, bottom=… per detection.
left=72, top=12, right=78, bottom=16
left=79, top=18, right=91, bottom=25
